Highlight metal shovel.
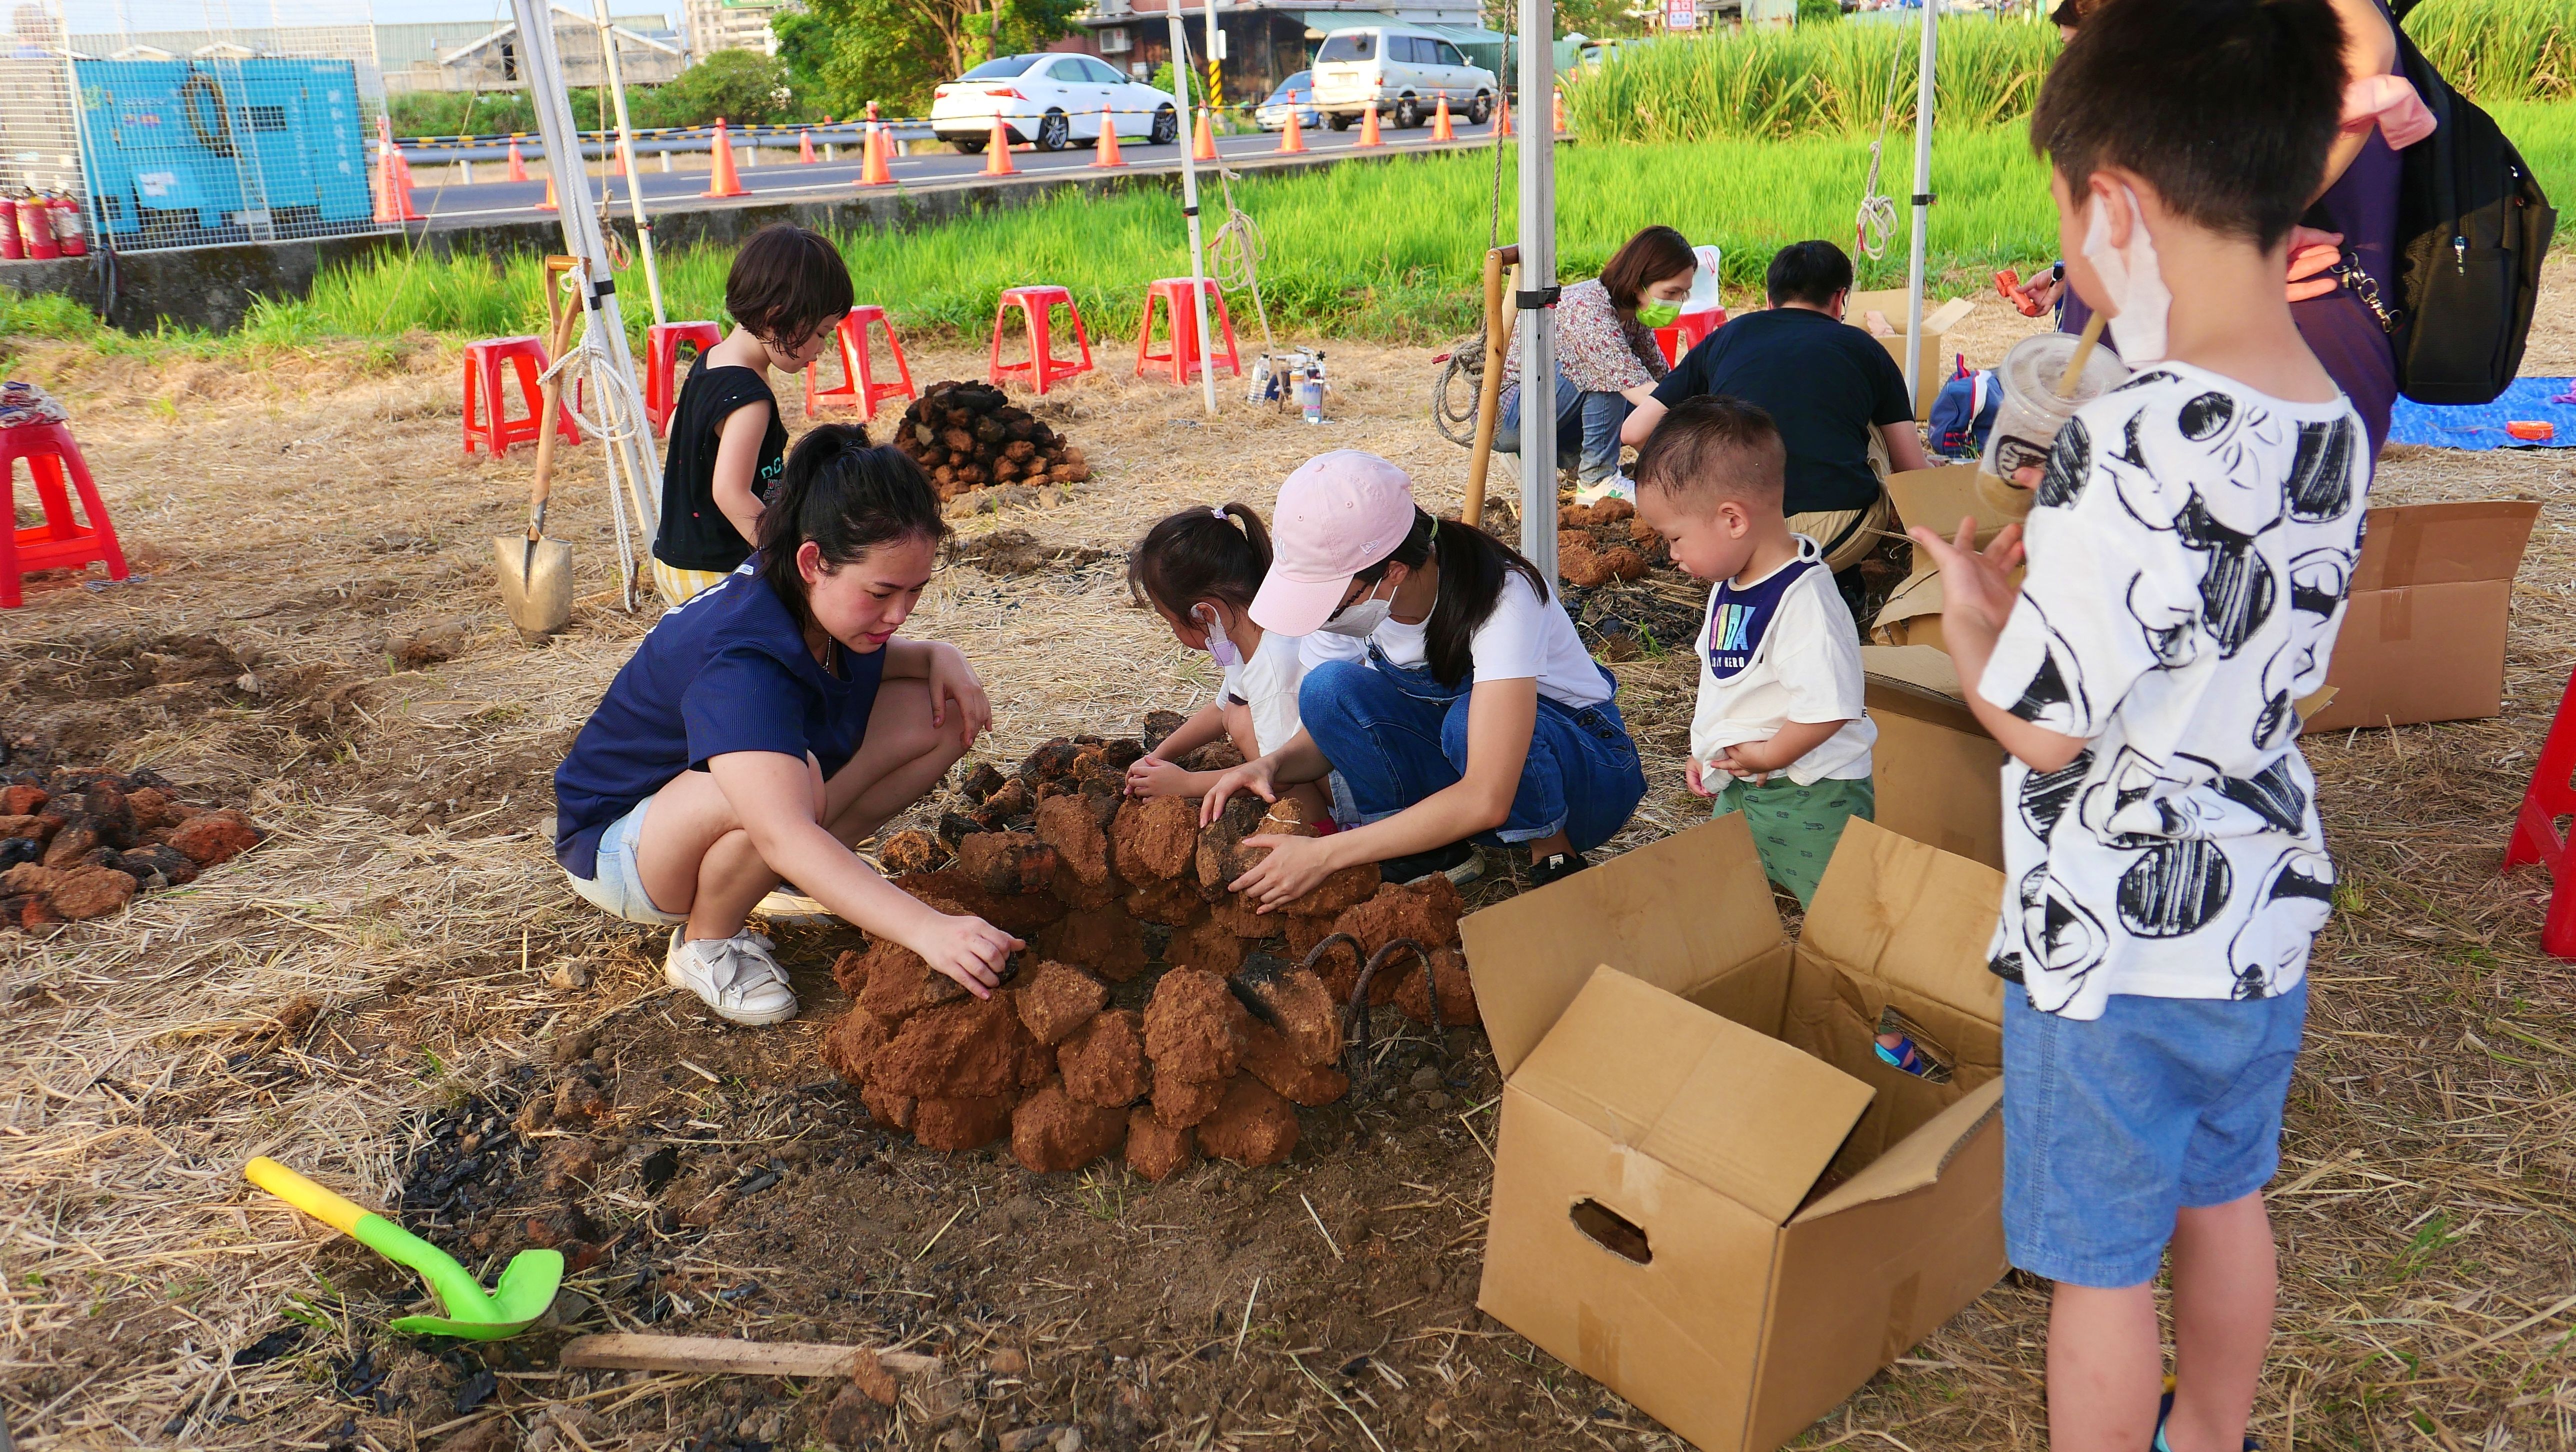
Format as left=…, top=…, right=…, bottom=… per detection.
left=495, top=258, right=584, bottom=638
left=246, top=1158, right=562, bottom=1340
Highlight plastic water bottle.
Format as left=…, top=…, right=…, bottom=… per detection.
left=1297, top=372, right=1324, bottom=424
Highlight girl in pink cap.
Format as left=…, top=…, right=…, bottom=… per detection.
left=1202, top=450, right=1646, bottom=900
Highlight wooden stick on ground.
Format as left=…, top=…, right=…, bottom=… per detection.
left=560, top=1332, right=938, bottom=1388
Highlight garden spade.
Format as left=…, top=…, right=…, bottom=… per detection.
left=246, top=1157, right=561, bottom=1340
left=495, top=259, right=583, bottom=637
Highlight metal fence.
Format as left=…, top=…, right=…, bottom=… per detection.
left=0, top=0, right=396, bottom=258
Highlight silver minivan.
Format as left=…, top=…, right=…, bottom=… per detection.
left=1310, top=24, right=1496, bottom=130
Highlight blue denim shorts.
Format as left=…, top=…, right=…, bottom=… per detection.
left=2002, top=980, right=2308, bottom=1288
left=562, top=797, right=687, bottom=927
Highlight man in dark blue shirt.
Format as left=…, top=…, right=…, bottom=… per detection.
left=1623, top=240, right=1930, bottom=574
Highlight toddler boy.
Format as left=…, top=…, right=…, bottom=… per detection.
left=1633, top=396, right=1876, bottom=909
left=1910, top=2, right=2368, bottom=1448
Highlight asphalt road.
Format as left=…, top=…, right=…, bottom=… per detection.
left=404, top=116, right=1506, bottom=226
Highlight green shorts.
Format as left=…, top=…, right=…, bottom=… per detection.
left=1712, top=774, right=1876, bottom=908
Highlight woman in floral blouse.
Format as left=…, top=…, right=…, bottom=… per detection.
left=1492, top=224, right=1700, bottom=506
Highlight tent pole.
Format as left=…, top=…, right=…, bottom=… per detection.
left=1902, top=0, right=1938, bottom=412
left=1514, top=0, right=1556, bottom=582
left=1168, top=10, right=1220, bottom=417
left=592, top=0, right=664, bottom=324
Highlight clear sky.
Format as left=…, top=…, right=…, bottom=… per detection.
left=367, top=0, right=678, bottom=28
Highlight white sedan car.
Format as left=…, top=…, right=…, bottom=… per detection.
left=930, top=54, right=1180, bottom=154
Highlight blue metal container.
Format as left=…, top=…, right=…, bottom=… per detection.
left=72, top=58, right=375, bottom=246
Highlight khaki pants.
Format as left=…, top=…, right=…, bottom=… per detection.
left=1788, top=488, right=1896, bottom=574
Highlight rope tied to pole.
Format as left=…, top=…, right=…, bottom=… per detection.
left=1854, top=38, right=1909, bottom=261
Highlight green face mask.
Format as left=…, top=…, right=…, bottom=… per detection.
left=1635, top=300, right=1683, bottom=328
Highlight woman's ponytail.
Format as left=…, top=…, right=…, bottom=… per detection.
left=758, top=422, right=946, bottom=632
left=1348, top=508, right=1546, bottom=686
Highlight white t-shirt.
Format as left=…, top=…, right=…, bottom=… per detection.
left=1973, top=361, right=2368, bottom=1022
left=1300, top=572, right=1611, bottom=708
left=1220, top=628, right=1308, bottom=758
left=1688, top=534, right=1875, bottom=783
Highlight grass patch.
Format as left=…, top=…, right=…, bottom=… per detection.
left=10, top=100, right=2572, bottom=354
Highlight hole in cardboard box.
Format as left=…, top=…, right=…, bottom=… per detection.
left=1570, top=1198, right=1652, bottom=1264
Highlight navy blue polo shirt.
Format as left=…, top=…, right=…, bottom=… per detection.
left=553, top=566, right=886, bottom=878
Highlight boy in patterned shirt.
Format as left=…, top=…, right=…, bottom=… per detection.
left=1909, top=3, right=2368, bottom=1450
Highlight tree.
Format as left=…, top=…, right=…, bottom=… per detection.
left=784, top=0, right=1084, bottom=116
left=658, top=48, right=794, bottom=126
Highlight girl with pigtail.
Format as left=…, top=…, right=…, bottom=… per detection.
left=554, top=424, right=1017, bottom=1026
left=1124, top=502, right=1335, bottom=829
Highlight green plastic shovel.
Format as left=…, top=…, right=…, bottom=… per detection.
left=246, top=1156, right=562, bottom=1340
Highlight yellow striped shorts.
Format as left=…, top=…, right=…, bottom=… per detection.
left=650, top=556, right=734, bottom=608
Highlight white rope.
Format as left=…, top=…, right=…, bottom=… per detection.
left=1854, top=38, right=1910, bottom=262
left=536, top=324, right=650, bottom=610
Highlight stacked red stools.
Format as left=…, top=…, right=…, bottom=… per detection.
left=804, top=306, right=918, bottom=420
left=1, top=420, right=127, bottom=609
left=986, top=286, right=1094, bottom=395
left=647, top=320, right=722, bottom=436
left=1134, top=278, right=1241, bottom=385
left=2504, top=668, right=2576, bottom=958
left=462, top=336, right=578, bottom=456
left=1654, top=307, right=1728, bottom=368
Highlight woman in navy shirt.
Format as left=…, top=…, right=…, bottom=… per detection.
left=554, top=426, right=1016, bottom=1024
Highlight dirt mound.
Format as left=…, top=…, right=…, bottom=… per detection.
left=0, top=765, right=262, bottom=931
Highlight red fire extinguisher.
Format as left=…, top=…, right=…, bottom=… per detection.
left=18, top=196, right=60, bottom=260
left=47, top=194, right=84, bottom=258
left=0, top=200, right=22, bottom=262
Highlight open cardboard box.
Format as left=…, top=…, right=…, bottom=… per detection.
left=1870, top=464, right=2026, bottom=654
left=2306, top=500, right=2540, bottom=730
left=1861, top=644, right=2008, bottom=869
left=1848, top=290, right=1976, bottom=422
left=1462, top=815, right=2008, bottom=1452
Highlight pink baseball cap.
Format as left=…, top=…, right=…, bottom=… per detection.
left=1251, top=450, right=1420, bottom=636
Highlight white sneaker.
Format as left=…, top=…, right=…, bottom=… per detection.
left=665, top=929, right=799, bottom=1026
left=754, top=885, right=833, bottom=924
left=1574, top=476, right=1637, bottom=507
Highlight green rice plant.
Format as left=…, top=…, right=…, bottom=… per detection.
left=2405, top=0, right=2572, bottom=104
left=1562, top=18, right=2062, bottom=145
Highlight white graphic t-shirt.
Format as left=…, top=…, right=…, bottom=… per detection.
left=1974, top=362, right=2368, bottom=1022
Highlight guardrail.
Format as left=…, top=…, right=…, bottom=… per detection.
left=392, top=101, right=1330, bottom=166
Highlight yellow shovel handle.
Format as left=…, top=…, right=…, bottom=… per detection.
left=246, top=1156, right=369, bottom=1236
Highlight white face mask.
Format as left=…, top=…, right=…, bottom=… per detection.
left=1315, top=579, right=1394, bottom=638
left=2082, top=186, right=2172, bottom=364
left=1193, top=604, right=1243, bottom=670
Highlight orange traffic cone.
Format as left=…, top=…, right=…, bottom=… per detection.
left=1493, top=89, right=1512, bottom=138
left=1092, top=104, right=1125, bottom=168
left=1356, top=104, right=1383, bottom=148
left=536, top=174, right=558, bottom=212
left=1553, top=88, right=1567, bottom=134
left=1276, top=106, right=1305, bottom=154
left=858, top=123, right=893, bottom=186
left=798, top=127, right=816, bottom=164
left=1192, top=106, right=1218, bottom=160
left=1430, top=94, right=1454, bottom=142
left=982, top=114, right=1017, bottom=176
left=704, top=116, right=748, bottom=198
left=506, top=136, right=528, bottom=182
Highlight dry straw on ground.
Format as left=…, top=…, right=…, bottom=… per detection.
left=1, top=260, right=2573, bottom=1448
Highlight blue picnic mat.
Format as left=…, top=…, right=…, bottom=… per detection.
left=2388, top=377, right=2576, bottom=450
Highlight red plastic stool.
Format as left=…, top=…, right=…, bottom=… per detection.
left=1654, top=306, right=1728, bottom=368
left=1, top=420, right=128, bottom=609
left=1134, top=278, right=1241, bottom=384
left=2504, top=667, right=2576, bottom=958
left=462, top=336, right=578, bottom=457
left=647, top=320, right=722, bottom=436
left=804, top=306, right=918, bottom=420
left=986, top=286, right=1094, bottom=395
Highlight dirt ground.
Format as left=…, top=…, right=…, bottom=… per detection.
left=3, top=257, right=2574, bottom=1452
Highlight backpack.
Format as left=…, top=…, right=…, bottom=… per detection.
left=2382, top=2, right=2558, bottom=404
left=1928, top=354, right=1999, bottom=460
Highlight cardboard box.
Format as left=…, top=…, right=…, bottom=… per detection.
left=1848, top=290, right=1976, bottom=422
left=1862, top=644, right=2008, bottom=869
left=1463, top=816, right=2008, bottom=1452
left=2306, top=500, right=2540, bottom=731
left=1870, top=464, right=2026, bottom=654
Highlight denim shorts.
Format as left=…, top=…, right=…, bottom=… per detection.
left=2002, top=980, right=2308, bottom=1288
left=562, top=797, right=687, bottom=927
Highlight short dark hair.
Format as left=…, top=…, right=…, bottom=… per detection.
left=1129, top=502, right=1275, bottom=616
left=2031, top=0, right=2345, bottom=249
left=1598, top=225, right=1698, bottom=314
left=1764, top=240, right=1853, bottom=308
left=726, top=224, right=855, bottom=348
left=1632, top=396, right=1786, bottom=510
left=756, top=424, right=946, bottom=636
